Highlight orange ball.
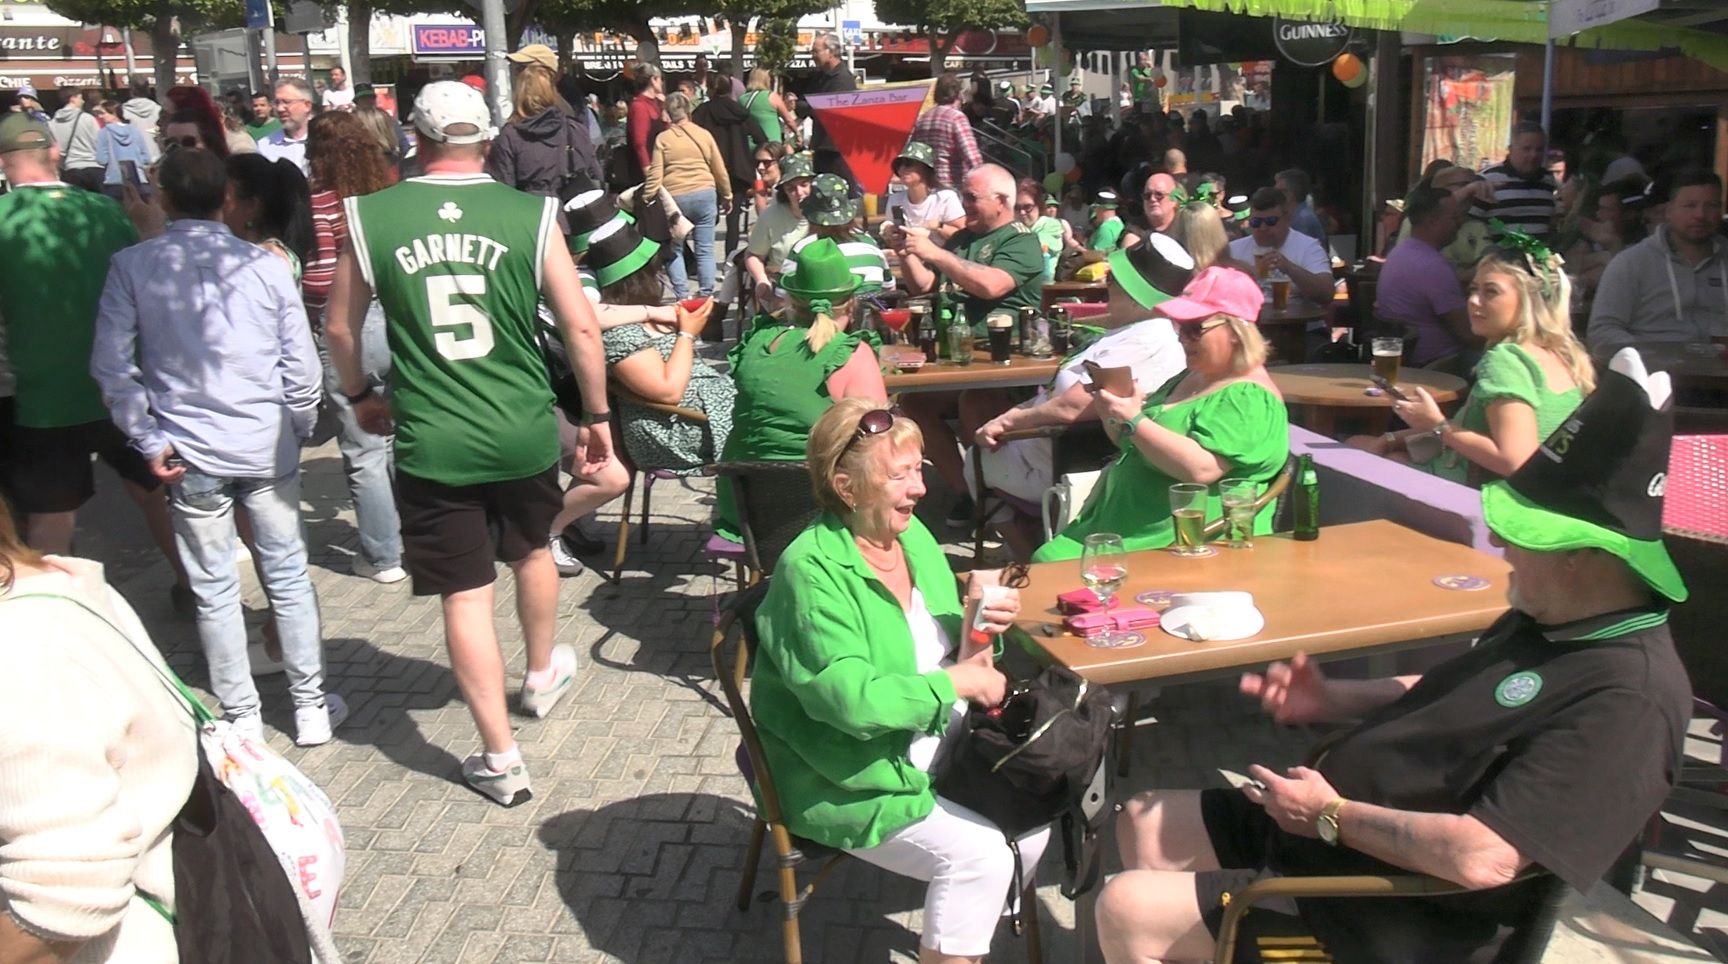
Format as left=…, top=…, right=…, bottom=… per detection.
left=1154, top=74, right=1167, bottom=89
left=1332, top=53, right=1363, bottom=84
left=1026, top=24, right=1050, bottom=47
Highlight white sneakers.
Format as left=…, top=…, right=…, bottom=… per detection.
left=294, top=694, right=349, bottom=747
left=352, top=556, right=408, bottom=584
left=548, top=535, right=585, bottom=576
left=520, top=644, right=577, bottom=719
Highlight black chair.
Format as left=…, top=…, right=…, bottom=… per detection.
left=609, top=387, right=712, bottom=583
left=970, top=422, right=1119, bottom=564
left=706, top=461, right=820, bottom=585
left=1201, top=455, right=1296, bottom=540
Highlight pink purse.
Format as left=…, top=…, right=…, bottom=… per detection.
left=1066, top=607, right=1161, bottom=634
left=1057, top=588, right=1106, bottom=614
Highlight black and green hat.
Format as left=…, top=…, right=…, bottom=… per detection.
left=778, top=237, right=862, bottom=305
left=1225, top=193, right=1252, bottom=222
left=1040, top=83, right=1053, bottom=95
left=779, top=152, right=815, bottom=183
left=353, top=83, right=377, bottom=98
left=1107, top=232, right=1197, bottom=314
left=565, top=190, right=633, bottom=254
left=894, top=140, right=937, bottom=175
left=804, top=173, right=858, bottom=227
left=583, top=217, right=661, bottom=288
left=1481, top=348, right=1687, bottom=603
left=1091, top=190, right=1120, bottom=211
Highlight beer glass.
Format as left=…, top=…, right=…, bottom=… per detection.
left=1270, top=273, right=1291, bottom=311
left=1371, top=337, right=1404, bottom=386
left=986, top=311, right=1015, bottom=364
left=1169, top=483, right=1209, bottom=556
left=1219, top=478, right=1257, bottom=549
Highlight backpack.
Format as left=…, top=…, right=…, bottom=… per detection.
left=935, top=664, right=1116, bottom=923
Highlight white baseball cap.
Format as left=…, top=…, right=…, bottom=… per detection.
left=412, top=80, right=496, bottom=145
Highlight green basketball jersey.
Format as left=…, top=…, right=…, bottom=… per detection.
left=347, top=175, right=561, bottom=486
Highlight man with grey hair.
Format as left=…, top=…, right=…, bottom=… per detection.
left=258, top=77, right=315, bottom=174
left=802, top=31, right=857, bottom=184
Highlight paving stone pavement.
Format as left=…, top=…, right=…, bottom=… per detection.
left=80, top=437, right=1728, bottom=962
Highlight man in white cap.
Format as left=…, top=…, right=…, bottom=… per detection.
left=324, top=80, right=615, bottom=807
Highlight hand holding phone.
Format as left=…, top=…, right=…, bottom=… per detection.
left=1082, top=360, right=1135, bottom=397
left=1369, top=373, right=1410, bottom=402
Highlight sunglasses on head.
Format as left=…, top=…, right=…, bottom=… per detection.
left=837, top=407, right=904, bottom=464
left=1176, top=317, right=1230, bottom=340
left=1249, top=214, right=1281, bottom=228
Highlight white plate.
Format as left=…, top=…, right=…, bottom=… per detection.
left=1161, top=603, right=1265, bottom=642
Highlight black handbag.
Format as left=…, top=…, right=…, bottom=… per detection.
left=935, top=664, right=1116, bottom=918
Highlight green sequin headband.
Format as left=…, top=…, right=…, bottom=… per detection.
left=1170, top=182, right=1221, bottom=207
left=1488, top=219, right=1566, bottom=300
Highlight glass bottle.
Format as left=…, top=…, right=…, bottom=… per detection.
left=1293, top=454, right=1320, bottom=541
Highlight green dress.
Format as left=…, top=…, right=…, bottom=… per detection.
left=1422, top=342, right=1584, bottom=486
left=603, top=324, right=736, bottom=473
left=740, top=90, right=784, bottom=147
left=1033, top=373, right=1290, bottom=562
left=713, top=315, right=882, bottom=542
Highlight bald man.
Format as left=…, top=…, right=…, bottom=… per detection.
left=1122, top=171, right=1180, bottom=249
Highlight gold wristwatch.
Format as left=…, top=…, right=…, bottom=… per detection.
left=1317, top=797, right=1348, bottom=846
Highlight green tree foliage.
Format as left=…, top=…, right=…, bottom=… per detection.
left=754, top=17, right=798, bottom=77
left=48, top=0, right=245, bottom=93
left=874, top=0, right=1027, bottom=76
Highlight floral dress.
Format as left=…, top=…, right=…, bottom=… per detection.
left=603, top=323, right=735, bottom=473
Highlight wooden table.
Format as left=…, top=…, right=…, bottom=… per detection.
left=1270, top=363, right=1468, bottom=437
left=1642, top=344, right=1728, bottom=391
left=883, top=350, right=1062, bottom=394
left=1041, top=280, right=1108, bottom=314
left=1256, top=302, right=1331, bottom=364
left=1012, top=520, right=1509, bottom=687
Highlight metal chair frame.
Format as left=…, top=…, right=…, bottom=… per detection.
left=608, top=386, right=711, bottom=583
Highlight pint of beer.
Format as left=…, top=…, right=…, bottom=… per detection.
left=1270, top=275, right=1291, bottom=311
left=1371, top=337, right=1404, bottom=385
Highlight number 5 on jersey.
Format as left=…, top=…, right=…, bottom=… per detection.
left=427, top=275, right=495, bottom=360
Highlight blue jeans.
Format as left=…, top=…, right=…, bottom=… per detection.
left=169, top=467, right=325, bottom=719
left=667, top=188, right=719, bottom=298
left=315, top=303, right=402, bottom=568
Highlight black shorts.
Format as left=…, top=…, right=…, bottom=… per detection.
left=395, top=465, right=562, bottom=597
left=1196, top=787, right=1326, bottom=963
left=7, top=419, right=160, bottom=514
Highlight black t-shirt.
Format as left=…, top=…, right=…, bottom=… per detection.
left=1275, top=608, right=1690, bottom=962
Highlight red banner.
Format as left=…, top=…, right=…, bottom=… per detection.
left=805, top=82, right=933, bottom=196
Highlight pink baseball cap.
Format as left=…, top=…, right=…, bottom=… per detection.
left=1156, top=265, right=1265, bottom=322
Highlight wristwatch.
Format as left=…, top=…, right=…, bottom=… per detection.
left=343, top=385, right=375, bottom=405
left=675, top=331, right=698, bottom=342
left=1317, top=797, right=1348, bottom=846
left=581, top=409, right=612, bottom=426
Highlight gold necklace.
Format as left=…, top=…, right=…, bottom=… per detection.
left=856, top=537, right=903, bottom=573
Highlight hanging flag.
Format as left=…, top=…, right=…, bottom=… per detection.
left=804, top=81, right=934, bottom=196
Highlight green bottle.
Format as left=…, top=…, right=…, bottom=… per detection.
left=1293, top=454, right=1320, bottom=541
left=935, top=284, right=956, bottom=361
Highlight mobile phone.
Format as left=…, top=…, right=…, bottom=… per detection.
left=892, top=207, right=907, bottom=226
left=119, top=159, right=152, bottom=197
left=1369, top=373, right=1410, bottom=402
left=1082, top=360, right=1134, bottom=397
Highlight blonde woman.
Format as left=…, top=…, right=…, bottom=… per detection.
left=713, top=239, right=886, bottom=543
left=1034, top=266, right=1289, bottom=561
left=486, top=62, right=601, bottom=230
left=741, top=67, right=800, bottom=148
left=1169, top=199, right=1231, bottom=272
left=646, top=91, right=731, bottom=298
left=1356, top=240, right=1593, bottom=485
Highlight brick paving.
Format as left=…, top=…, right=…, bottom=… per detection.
left=80, top=435, right=1728, bottom=962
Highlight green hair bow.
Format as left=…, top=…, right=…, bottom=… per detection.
left=1191, top=182, right=1221, bottom=206
left=806, top=297, right=834, bottom=318
left=1488, top=219, right=1566, bottom=300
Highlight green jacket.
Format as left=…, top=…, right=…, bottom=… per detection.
left=750, top=512, right=966, bottom=850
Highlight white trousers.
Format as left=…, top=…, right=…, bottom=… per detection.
left=847, top=795, right=1052, bottom=957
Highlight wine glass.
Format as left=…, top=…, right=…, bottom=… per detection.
left=1080, top=533, right=1138, bottom=648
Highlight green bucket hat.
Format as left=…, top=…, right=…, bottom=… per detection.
left=779, top=152, right=815, bottom=183
left=778, top=237, right=862, bottom=309
left=804, top=173, right=858, bottom=227
left=1480, top=349, right=1687, bottom=604
left=583, top=217, right=661, bottom=289
left=894, top=140, right=937, bottom=175
left=1107, top=232, right=1196, bottom=314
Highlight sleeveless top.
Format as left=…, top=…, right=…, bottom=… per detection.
left=741, top=90, right=783, bottom=147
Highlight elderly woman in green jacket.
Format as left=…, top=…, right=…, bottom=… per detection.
left=751, top=398, right=1048, bottom=964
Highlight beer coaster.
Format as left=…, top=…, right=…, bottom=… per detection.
left=1136, top=589, right=1178, bottom=608
left=1169, top=545, right=1218, bottom=559
left=1433, top=574, right=1492, bottom=591
left=1085, top=631, right=1146, bottom=650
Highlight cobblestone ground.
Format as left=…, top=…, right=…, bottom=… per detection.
left=82, top=436, right=1728, bottom=962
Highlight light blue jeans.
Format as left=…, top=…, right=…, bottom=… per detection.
left=315, top=302, right=402, bottom=569
left=667, top=188, right=719, bottom=298
left=170, top=467, right=325, bottom=719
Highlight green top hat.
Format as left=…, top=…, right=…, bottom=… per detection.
left=1040, top=84, right=1053, bottom=94
left=1481, top=348, right=1687, bottom=603
left=1091, top=190, right=1119, bottom=211
left=564, top=190, right=633, bottom=254
left=804, top=173, right=858, bottom=227
left=583, top=217, right=661, bottom=289
left=778, top=237, right=862, bottom=306
left=779, top=152, right=815, bottom=183
left=894, top=140, right=937, bottom=174
left=1108, top=232, right=1197, bottom=314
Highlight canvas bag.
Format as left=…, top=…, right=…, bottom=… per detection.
left=4, top=593, right=345, bottom=963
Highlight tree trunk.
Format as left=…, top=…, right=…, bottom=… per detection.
left=556, top=30, right=573, bottom=73
left=929, top=26, right=947, bottom=78
left=729, top=20, right=747, bottom=79
left=347, top=0, right=371, bottom=84
left=151, top=15, right=178, bottom=95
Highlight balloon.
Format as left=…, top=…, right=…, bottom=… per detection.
left=1342, top=68, right=1369, bottom=89
left=1154, top=74, right=1168, bottom=89
left=1044, top=171, right=1065, bottom=196
left=1332, top=53, right=1364, bottom=85
left=1026, top=23, right=1050, bottom=47
left=1064, top=166, right=1082, bottom=184
left=1054, top=152, right=1076, bottom=175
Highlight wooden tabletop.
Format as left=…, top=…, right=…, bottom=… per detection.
left=1642, top=344, right=1728, bottom=388
left=1044, top=280, right=1109, bottom=300
left=883, top=350, right=1062, bottom=394
left=1012, top=520, right=1510, bottom=686
left=1257, top=303, right=1331, bottom=326
left=1271, top=364, right=1467, bottom=408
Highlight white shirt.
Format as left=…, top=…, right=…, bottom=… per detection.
left=1050, top=317, right=1186, bottom=397
left=904, top=590, right=965, bottom=773
left=321, top=86, right=354, bottom=111
left=1228, top=230, right=1332, bottom=308
left=885, top=188, right=964, bottom=230
left=1032, top=95, right=1056, bottom=116
left=256, top=128, right=309, bottom=175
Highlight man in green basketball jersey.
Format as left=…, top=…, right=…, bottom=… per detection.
left=325, top=81, right=613, bottom=806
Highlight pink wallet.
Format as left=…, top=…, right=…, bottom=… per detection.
left=1066, top=607, right=1161, bottom=633
left=1057, top=588, right=1106, bottom=614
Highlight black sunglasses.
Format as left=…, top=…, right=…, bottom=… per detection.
left=837, top=407, right=904, bottom=465
left=1248, top=214, right=1281, bottom=228
left=1177, top=318, right=1231, bottom=340
left=162, top=136, right=200, bottom=150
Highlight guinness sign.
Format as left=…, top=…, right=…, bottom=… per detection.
left=1272, top=15, right=1352, bottom=67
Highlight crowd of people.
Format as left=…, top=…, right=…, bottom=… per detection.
left=0, top=39, right=1709, bottom=964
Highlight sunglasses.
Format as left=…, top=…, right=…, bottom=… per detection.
left=1176, top=317, right=1231, bottom=340
left=837, top=407, right=904, bottom=465
left=162, top=136, right=200, bottom=150
left=1248, top=215, right=1281, bottom=228
left=1014, top=203, right=1037, bottom=212
left=755, top=158, right=776, bottom=167
left=1144, top=191, right=1172, bottom=203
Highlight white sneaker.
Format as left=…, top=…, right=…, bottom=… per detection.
left=351, top=556, right=408, bottom=584
left=521, top=644, right=577, bottom=718
left=248, top=639, right=285, bottom=677
left=294, top=694, right=349, bottom=747
left=548, top=535, right=585, bottom=577
left=229, top=712, right=266, bottom=744
left=462, top=751, right=533, bottom=807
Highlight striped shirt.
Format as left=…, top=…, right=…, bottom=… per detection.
left=778, top=232, right=892, bottom=296
left=1475, top=163, right=1558, bottom=238
left=302, top=189, right=346, bottom=318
